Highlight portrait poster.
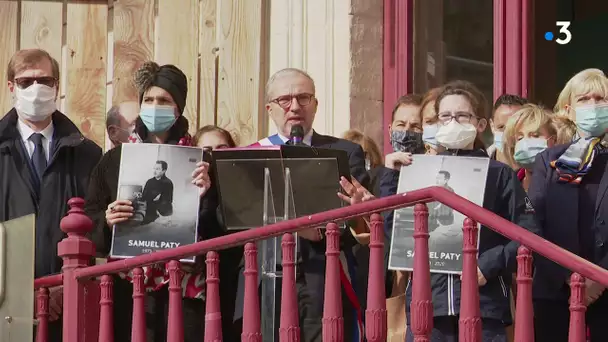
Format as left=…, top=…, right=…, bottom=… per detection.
left=388, top=155, right=490, bottom=274
left=110, top=144, right=202, bottom=262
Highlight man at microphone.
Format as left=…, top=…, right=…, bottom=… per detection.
left=238, top=68, right=370, bottom=342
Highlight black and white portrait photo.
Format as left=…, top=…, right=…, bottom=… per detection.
left=388, top=155, right=489, bottom=274
left=110, top=144, right=203, bottom=262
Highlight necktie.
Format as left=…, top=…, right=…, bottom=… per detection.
left=30, top=133, right=47, bottom=180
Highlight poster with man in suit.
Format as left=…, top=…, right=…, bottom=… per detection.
left=110, top=143, right=202, bottom=262
left=388, top=155, right=489, bottom=274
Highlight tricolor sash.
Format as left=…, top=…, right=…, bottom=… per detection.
left=250, top=134, right=365, bottom=342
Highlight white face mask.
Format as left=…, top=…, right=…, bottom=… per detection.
left=435, top=120, right=478, bottom=150
left=14, top=83, right=57, bottom=122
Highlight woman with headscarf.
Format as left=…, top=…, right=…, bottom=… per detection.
left=85, top=62, right=222, bottom=341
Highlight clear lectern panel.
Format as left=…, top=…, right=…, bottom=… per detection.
left=214, top=156, right=343, bottom=341
left=281, top=157, right=344, bottom=219
left=214, top=158, right=286, bottom=230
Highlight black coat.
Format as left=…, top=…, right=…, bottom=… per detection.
left=0, top=109, right=102, bottom=277
left=380, top=149, right=540, bottom=323
left=529, top=143, right=608, bottom=301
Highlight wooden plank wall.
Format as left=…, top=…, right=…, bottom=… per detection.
left=0, top=0, right=267, bottom=148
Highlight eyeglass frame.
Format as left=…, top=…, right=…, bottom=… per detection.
left=269, top=93, right=316, bottom=109
left=437, top=111, right=482, bottom=125
left=13, top=76, right=58, bottom=89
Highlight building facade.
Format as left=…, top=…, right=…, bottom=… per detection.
left=382, top=0, right=608, bottom=153
left=0, top=0, right=606, bottom=152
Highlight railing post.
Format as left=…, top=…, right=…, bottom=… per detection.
left=36, top=287, right=49, bottom=342
left=241, top=243, right=262, bottom=342
left=204, top=251, right=222, bottom=341
left=459, top=218, right=481, bottom=342
left=514, top=246, right=533, bottom=342
left=411, top=203, right=433, bottom=341
left=568, top=273, right=587, bottom=342
left=366, top=213, right=387, bottom=342
left=130, top=268, right=146, bottom=342
left=98, top=275, right=114, bottom=342
left=279, top=233, right=300, bottom=342
left=322, top=222, right=343, bottom=341
left=58, top=197, right=95, bottom=342
left=167, top=260, right=184, bottom=342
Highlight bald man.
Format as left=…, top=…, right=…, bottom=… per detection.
left=106, top=101, right=139, bottom=146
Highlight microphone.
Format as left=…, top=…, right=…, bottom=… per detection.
left=289, top=124, right=306, bottom=146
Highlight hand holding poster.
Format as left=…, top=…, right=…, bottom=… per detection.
left=110, top=144, right=202, bottom=262
left=388, top=155, right=490, bottom=274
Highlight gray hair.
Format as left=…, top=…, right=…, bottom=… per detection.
left=106, top=105, right=122, bottom=129
left=265, top=68, right=316, bottom=102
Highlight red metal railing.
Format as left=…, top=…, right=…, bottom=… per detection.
left=32, top=186, right=608, bottom=341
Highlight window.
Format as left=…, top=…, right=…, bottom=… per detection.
left=412, top=0, right=493, bottom=104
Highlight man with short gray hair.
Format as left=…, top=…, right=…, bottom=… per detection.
left=236, top=67, right=370, bottom=342
left=106, top=101, right=139, bottom=147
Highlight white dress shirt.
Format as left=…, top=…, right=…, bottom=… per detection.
left=16, top=119, right=54, bottom=161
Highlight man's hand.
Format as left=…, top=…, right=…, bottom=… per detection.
left=460, top=267, right=487, bottom=286
left=585, top=279, right=605, bottom=306
left=477, top=268, right=488, bottom=286
left=49, top=286, right=63, bottom=321
left=338, top=177, right=374, bottom=236
left=337, top=177, right=375, bottom=206
left=384, top=151, right=413, bottom=170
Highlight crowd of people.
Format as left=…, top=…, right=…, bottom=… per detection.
left=2, top=46, right=607, bottom=342
left=342, top=68, right=608, bottom=342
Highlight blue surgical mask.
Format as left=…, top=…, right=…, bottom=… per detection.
left=422, top=123, right=439, bottom=147
left=139, top=104, right=177, bottom=133
left=514, top=137, right=548, bottom=169
left=493, top=131, right=504, bottom=151
left=575, top=104, right=608, bottom=138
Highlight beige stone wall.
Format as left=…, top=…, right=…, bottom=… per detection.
left=350, top=0, right=385, bottom=147
left=266, top=0, right=384, bottom=145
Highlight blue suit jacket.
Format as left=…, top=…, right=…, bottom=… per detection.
left=528, top=143, right=608, bottom=300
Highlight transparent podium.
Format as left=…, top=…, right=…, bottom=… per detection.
left=212, top=145, right=349, bottom=341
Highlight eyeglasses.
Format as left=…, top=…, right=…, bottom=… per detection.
left=437, top=111, right=476, bottom=125
left=270, top=93, right=315, bottom=109
left=14, top=76, right=57, bottom=89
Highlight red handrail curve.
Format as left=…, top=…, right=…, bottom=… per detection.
left=31, top=185, right=608, bottom=288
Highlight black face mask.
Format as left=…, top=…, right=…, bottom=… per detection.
left=390, top=130, right=426, bottom=154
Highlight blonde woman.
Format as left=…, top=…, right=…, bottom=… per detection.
left=551, top=114, right=578, bottom=144
left=502, top=104, right=559, bottom=191
left=342, top=129, right=383, bottom=169
left=530, top=69, right=608, bottom=341
left=554, top=68, right=608, bottom=135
